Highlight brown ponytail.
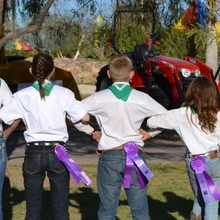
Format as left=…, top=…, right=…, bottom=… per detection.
left=31, top=53, right=54, bottom=99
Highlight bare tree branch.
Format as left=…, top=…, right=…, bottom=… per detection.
left=0, top=0, right=54, bottom=49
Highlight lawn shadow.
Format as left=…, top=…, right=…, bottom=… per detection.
left=69, top=187, right=124, bottom=220
left=149, top=191, right=193, bottom=220
left=2, top=176, right=25, bottom=220
left=2, top=175, right=67, bottom=220
left=68, top=187, right=193, bottom=220
left=2, top=176, right=194, bottom=220
left=69, top=187, right=99, bottom=220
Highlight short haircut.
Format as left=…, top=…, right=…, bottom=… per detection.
left=109, top=55, right=133, bottom=82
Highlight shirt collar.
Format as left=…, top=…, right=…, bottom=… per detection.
left=109, top=83, right=132, bottom=101
left=32, top=79, right=54, bottom=96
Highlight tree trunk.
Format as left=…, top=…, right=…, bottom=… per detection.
left=0, top=25, right=7, bottom=65
left=73, top=35, right=85, bottom=60
left=205, top=0, right=218, bottom=75
left=205, top=24, right=218, bottom=74
left=0, top=0, right=7, bottom=65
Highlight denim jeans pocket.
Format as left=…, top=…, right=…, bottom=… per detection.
left=24, top=154, right=40, bottom=175
left=206, top=156, right=220, bottom=179
left=98, top=160, right=118, bottom=184
left=49, top=153, right=66, bottom=174
left=0, top=141, right=6, bottom=164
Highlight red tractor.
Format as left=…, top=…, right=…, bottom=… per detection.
left=95, top=10, right=217, bottom=109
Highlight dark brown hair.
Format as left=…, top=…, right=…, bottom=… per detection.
left=31, top=52, right=54, bottom=99
left=182, top=76, right=219, bottom=133
left=109, top=55, right=133, bottom=82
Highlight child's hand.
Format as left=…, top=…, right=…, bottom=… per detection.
left=139, top=128, right=151, bottom=141
left=91, top=131, right=101, bottom=142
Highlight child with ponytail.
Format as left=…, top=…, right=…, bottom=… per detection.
left=0, top=52, right=90, bottom=220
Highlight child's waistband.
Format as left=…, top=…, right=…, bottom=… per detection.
left=26, top=141, right=65, bottom=147
left=96, top=145, right=142, bottom=156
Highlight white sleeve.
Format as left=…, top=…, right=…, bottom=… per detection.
left=147, top=128, right=163, bottom=137
left=81, top=93, right=96, bottom=116
left=73, top=122, right=94, bottom=135
left=141, top=93, right=168, bottom=118
left=63, top=89, right=88, bottom=123
left=0, top=78, right=12, bottom=106
left=147, top=109, right=180, bottom=130
left=0, top=95, right=23, bottom=125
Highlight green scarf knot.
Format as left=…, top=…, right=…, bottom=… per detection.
left=109, top=84, right=132, bottom=101
left=32, top=82, right=54, bottom=96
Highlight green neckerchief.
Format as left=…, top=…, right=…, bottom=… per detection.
left=108, top=83, right=132, bottom=101
left=32, top=81, right=54, bottom=96
left=190, top=106, right=197, bottom=115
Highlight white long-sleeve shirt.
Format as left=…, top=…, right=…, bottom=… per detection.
left=0, top=81, right=87, bottom=143
left=82, top=83, right=167, bottom=150
left=147, top=107, right=220, bottom=155
left=0, top=78, right=12, bottom=133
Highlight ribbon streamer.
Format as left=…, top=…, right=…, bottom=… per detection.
left=191, top=156, right=220, bottom=203
left=123, top=142, right=153, bottom=189
left=54, top=144, right=91, bottom=186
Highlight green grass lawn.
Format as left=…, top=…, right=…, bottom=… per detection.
left=3, top=162, right=216, bottom=220
left=4, top=127, right=220, bottom=219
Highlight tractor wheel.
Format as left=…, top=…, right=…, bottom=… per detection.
left=144, top=85, right=170, bottom=109
left=96, top=65, right=113, bottom=91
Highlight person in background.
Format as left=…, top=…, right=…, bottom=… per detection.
left=0, top=53, right=90, bottom=220
left=147, top=76, right=220, bottom=220
left=0, top=78, right=20, bottom=220
left=81, top=54, right=167, bottom=220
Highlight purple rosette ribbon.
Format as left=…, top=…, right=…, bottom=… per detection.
left=123, top=142, right=153, bottom=189
left=191, top=156, right=220, bottom=203
left=54, top=144, right=91, bottom=186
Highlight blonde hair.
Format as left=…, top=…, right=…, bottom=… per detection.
left=182, top=76, right=219, bottom=133
left=109, top=55, right=133, bottom=82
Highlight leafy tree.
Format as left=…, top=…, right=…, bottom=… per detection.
left=155, top=0, right=219, bottom=72
left=0, top=0, right=97, bottom=62
left=0, top=0, right=54, bottom=49
left=158, top=28, right=188, bottom=59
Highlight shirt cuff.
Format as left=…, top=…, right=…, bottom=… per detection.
left=74, top=122, right=94, bottom=135
left=147, top=128, right=163, bottom=138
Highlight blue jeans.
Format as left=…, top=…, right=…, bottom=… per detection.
left=185, top=154, right=220, bottom=220
left=97, top=149, right=150, bottom=220
left=0, top=138, right=6, bottom=220
left=22, top=145, right=70, bottom=220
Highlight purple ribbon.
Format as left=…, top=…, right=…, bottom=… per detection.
left=191, top=156, right=220, bottom=203
left=54, top=144, right=91, bottom=186
left=123, top=142, right=153, bottom=189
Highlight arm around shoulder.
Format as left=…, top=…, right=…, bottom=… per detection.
left=147, top=109, right=179, bottom=130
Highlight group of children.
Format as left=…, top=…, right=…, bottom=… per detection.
left=0, top=52, right=219, bottom=220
